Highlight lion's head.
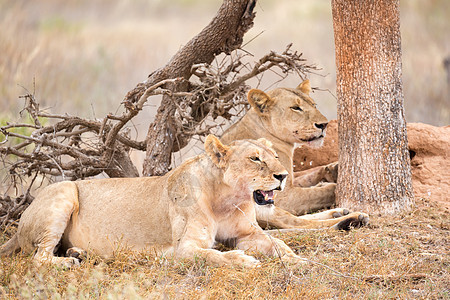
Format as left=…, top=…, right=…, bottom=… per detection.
left=205, top=135, right=288, bottom=206
left=247, top=80, right=328, bottom=148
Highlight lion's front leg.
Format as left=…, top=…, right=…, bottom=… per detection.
left=293, top=162, right=339, bottom=187
left=175, top=237, right=260, bottom=268
left=258, top=206, right=369, bottom=230
left=235, top=229, right=306, bottom=265
left=275, top=182, right=336, bottom=216
left=177, top=241, right=260, bottom=268
left=257, top=206, right=318, bottom=229
left=170, top=212, right=260, bottom=268
left=297, top=208, right=350, bottom=220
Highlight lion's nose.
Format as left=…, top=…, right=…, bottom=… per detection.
left=314, top=122, right=328, bottom=130
left=273, top=173, right=287, bottom=183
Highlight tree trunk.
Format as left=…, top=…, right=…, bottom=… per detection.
left=122, top=0, right=257, bottom=176
left=332, top=0, right=414, bottom=214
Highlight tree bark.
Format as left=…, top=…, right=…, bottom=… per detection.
left=121, top=0, right=257, bottom=176
left=332, top=0, right=414, bottom=214
left=103, top=144, right=140, bottom=178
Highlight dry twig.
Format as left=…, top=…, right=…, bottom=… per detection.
left=0, top=45, right=316, bottom=226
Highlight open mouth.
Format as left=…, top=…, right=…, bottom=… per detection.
left=253, top=189, right=277, bottom=205
left=300, top=134, right=324, bottom=142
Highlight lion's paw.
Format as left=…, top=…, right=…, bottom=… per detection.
left=224, top=250, right=260, bottom=268
left=332, top=208, right=350, bottom=218
left=315, top=182, right=336, bottom=188
left=53, top=256, right=81, bottom=269
left=334, top=212, right=369, bottom=231
left=66, top=247, right=87, bottom=261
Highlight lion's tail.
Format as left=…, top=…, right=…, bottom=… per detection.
left=0, top=234, right=20, bottom=257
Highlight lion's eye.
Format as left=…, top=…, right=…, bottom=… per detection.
left=291, top=106, right=303, bottom=112
left=250, top=156, right=261, bottom=162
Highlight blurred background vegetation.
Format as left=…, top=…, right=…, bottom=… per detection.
left=0, top=0, right=449, bottom=145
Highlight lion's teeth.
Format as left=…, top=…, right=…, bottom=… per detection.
left=264, top=194, right=268, bottom=201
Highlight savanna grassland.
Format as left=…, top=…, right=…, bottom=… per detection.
left=1, top=0, right=449, bottom=299
left=0, top=198, right=448, bottom=299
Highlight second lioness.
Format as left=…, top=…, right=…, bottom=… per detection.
left=221, top=80, right=368, bottom=229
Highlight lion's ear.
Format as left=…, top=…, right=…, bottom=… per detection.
left=248, top=89, right=275, bottom=114
left=204, top=135, right=230, bottom=168
left=296, top=79, right=311, bottom=95
left=256, top=138, right=273, bottom=149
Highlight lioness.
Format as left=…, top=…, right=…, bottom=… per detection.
left=221, top=80, right=368, bottom=229
left=1, top=135, right=361, bottom=268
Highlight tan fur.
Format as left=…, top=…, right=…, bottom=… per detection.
left=294, top=162, right=339, bottom=187
left=0, top=136, right=308, bottom=268
left=221, top=80, right=369, bottom=229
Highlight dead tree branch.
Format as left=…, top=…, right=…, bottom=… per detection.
left=0, top=44, right=316, bottom=226
left=138, top=0, right=259, bottom=176
left=1, top=45, right=313, bottom=181
left=168, top=43, right=314, bottom=152
left=1, top=0, right=318, bottom=227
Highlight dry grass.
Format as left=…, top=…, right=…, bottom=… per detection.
left=1, top=198, right=448, bottom=299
